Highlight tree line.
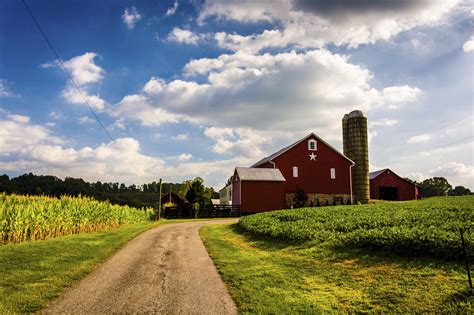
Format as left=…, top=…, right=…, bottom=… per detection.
left=404, top=176, right=472, bottom=197
left=0, top=173, right=219, bottom=210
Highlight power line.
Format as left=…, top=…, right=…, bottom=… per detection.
left=22, top=0, right=114, bottom=144
left=21, top=0, right=150, bottom=178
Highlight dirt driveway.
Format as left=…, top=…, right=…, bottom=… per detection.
left=44, top=219, right=239, bottom=314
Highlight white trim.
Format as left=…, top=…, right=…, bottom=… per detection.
left=293, top=166, right=298, bottom=178
left=308, top=139, right=317, bottom=151
left=349, top=164, right=354, bottom=204
left=330, top=168, right=336, bottom=179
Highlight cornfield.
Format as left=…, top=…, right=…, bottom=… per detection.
left=0, top=193, right=153, bottom=244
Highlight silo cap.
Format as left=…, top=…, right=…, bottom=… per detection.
left=346, top=110, right=366, bottom=119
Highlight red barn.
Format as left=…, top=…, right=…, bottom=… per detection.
left=231, top=133, right=354, bottom=213
left=369, top=168, right=420, bottom=201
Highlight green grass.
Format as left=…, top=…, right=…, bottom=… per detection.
left=0, top=218, right=204, bottom=313
left=201, top=223, right=473, bottom=313
left=239, top=196, right=474, bottom=260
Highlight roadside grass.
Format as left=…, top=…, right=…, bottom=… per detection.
left=201, top=223, right=473, bottom=313
left=0, top=218, right=207, bottom=313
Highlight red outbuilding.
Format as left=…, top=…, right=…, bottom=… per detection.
left=369, top=168, right=420, bottom=201
left=231, top=133, right=355, bottom=213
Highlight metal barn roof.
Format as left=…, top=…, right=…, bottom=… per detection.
left=369, top=169, right=388, bottom=180
left=235, top=167, right=286, bottom=182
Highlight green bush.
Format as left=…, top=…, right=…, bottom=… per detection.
left=239, top=196, right=474, bottom=260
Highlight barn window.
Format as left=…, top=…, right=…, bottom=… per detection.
left=293, top=166, right=298, bottom=178
left=308, top=139, right=317, bottom=151
left=330, top=168, right=336, bottom=179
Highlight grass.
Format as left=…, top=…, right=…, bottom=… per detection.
left=201, top=223, right=473, bottom=313
left=0, top=218, right=205, bottom=313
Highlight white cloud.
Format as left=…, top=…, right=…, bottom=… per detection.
left=62, top=52, right=104, bottom=86
left=112, top=94, right=180, bottom=126
left=6, top=114, right=30, bottom=124
left=166, top=1, right=179, bottom=16
left=45, top=122, right=56, bottom=127
left=463, top=36, right=474, bottom=52
left=0, top=79, right=15, bottom=97
left=143, top=77, right=165, bottom=94
left=62, top=84, right=106, bottom=110
left=78, top=116, right=95, bottom=124
left=172, top=133, right=189, bottom=141
left=167, top=27, right=200, bottom=45
left=200, top=0, right=460, bottom=52
left=109, top=118, right=127, bottom=131
left=122, top=7, right=142, bottom=30
left=49, top=111, right=65, bottom=120
left=430, top=162, right=474, bottom=188
left=407, top=134, right=431, bottom=144
left=204, top=127, right=267, bottom=158
left=178, top=153, right=193, bottom=161
left=369, top=119, right=399, bottom=127
left=43, top=53, right=106, bottom=110
left=137, top=50, right=421, bottom=146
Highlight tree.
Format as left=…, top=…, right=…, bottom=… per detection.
left=449, top=186, right=471, bottom=196
left=418, top=177, right=452, bottom=197
left=186, top=178, right=206, bottom=205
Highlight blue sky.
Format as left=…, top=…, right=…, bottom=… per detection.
left=0, top=0, right=473, bottom=190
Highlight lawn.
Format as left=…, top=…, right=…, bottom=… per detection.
left=201, top=197, right=473, bottom=313
left=0, top=219, right=200, bottom=313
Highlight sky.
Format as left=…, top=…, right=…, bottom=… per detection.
left=0, top=0, right=473, bottom=190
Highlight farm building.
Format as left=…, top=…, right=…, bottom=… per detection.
left=231, top=132, right=355, bottom=213
left=370, top=168, right=420, bottom=201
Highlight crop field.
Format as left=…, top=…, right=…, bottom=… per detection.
left=202, top=196, right=474, bottom=312
left=239, top=196, right=474, bottom=260
left=0, top=193, right=153, bottom=244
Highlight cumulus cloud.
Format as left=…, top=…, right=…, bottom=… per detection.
left=49, top=111, right=65, bottom=120
left=42, top=52, right=106, bottom=110
left=200, top=0, right=460, bottom=51
left=407, top=134, right=431, bottom=144
left=133, top=50, right=421, bottom=146
left=204, top=127, right=268, bottom=159
left=112, top=94, right=180, bottom=126
left=178, top=153, right=193, bottom=161
left=167, top=27, right=201, bottom=45
left=62, top=52, right=104, bottom=85
left=122, top=7, right=142, bottom=30
left=0, top=111, right=250, bottom=188
left=430, top=162, right=474, bottom=188
left=463, top=36, right=474, bottom=52
left=166, top=1, right=179, bottom=16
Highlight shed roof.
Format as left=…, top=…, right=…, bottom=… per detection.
left=369, top=168, right=417, bottom=187
left=369, top=169, right=388, bottom=180
left=251, top=132, right=354, bottom=168
left=235, top=167, right=286, bottom=182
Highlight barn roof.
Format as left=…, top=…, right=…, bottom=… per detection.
left=369, top=169, right=388, bottom=180
left=369, top=168, right=417, bottom=187
left=251, top=133, right=354, bottom=168
left=235, top=167, right=286, bottom=182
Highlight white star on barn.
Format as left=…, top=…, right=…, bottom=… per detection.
left=309, top=152, right=317, bottom=161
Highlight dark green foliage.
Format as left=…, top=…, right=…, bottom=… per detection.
left=418, top=177, right=452, bottom=197
left=450, top=186, right=472, bottom=196
left=186, top=178, right=205, bottom=205
left=239, top=196, right=474, bottom=260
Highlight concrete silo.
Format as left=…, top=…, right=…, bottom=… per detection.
left=342, top=110, right=370, bottom=204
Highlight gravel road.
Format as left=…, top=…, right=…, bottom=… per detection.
left=44, top=219, right=239, bottom=314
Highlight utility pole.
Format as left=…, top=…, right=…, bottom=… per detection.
left=158, top=178, right=162, bottom=221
